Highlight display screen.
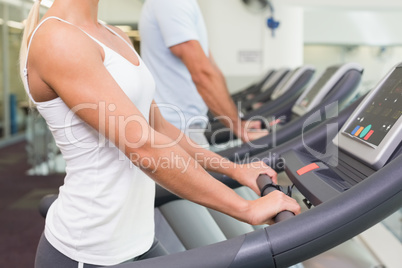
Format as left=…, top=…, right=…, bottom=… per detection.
left=272, top=69, right=297, bottom=97
left=299, top=67, right=338, bottom=108
left=344, top=67, right=402, bottom=146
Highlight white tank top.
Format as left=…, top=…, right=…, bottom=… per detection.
left=23, top=17, right=156, bottom=265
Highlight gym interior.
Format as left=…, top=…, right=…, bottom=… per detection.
left=0, top=0, right=401, bottom=267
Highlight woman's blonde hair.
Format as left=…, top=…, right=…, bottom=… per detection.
left=19, top=0, right=42, bottom=81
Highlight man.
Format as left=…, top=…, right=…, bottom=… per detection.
left=139, top=0, right=267, bottom=148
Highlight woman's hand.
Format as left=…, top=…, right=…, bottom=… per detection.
left=243, top=191, right=301, bottom=225
left=230, top=161, right=301, bottom=225
left=231, top=161, right=278, bottom=195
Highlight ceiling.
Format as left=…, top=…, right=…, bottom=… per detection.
left=279, top=0, right=402, bottom=11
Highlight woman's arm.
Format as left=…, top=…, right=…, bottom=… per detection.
left=30, top=21, right=300, bottom=225
left=150, top=100, right=277, bottom=194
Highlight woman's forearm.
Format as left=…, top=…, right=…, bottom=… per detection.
left=154, top=119, right=238, bottom=177
left=128, top=130, right=250, bottom=223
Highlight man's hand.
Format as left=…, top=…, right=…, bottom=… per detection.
left=242, top=129, right=269, bottom=143
left=243, top=119, right=262, bottom=130
left=238, top=120, right=268, bottom=142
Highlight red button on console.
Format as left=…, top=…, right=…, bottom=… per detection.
left=297, top=163, right=320, bottom=176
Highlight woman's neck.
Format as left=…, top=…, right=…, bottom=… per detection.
left=47, top=0, right=100, bottom=27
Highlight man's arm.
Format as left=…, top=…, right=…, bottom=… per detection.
left=170, top=40, right=267, bottom=142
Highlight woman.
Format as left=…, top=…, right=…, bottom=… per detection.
left=20, top=0, right=300, bottom=267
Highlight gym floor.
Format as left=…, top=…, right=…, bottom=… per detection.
left=0, top=141, right=63, bottom=267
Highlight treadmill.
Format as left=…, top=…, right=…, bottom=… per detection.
left=283, top=63, right=402, bottom=205
left=239, top=66, right=313, bottom=112
left=206, top=65, right=316, bottom=144
left=37, top=65, right=402, bottom=268
left=218, top=63, right=363, bottom=161
left=236, top=67, right=290, bottom=103
left=208, top=93, right=366, bottom=179
left=102, top=64, right=401, bottom=268
left=230, top=69, right=275, bottom=102
left=242, top=63, right=361, bottom=121
left=207, top=68, right=290, bottom=122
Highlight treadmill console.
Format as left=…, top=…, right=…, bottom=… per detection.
left=335, top=64, right=402, bottom=169
left=299, top=67, right=337, bottom=107
left=292, top=63, right=363, bottom=117
left=270, top=65, right=315, bottom=100
left=260, top=68, right=290, bottom=93
left=270, top=69, right=296, bottom=100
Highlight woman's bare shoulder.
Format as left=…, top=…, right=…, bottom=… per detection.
left=29, top=19, right=103, bottom=70
left=32, top=19, right=96, bottom=51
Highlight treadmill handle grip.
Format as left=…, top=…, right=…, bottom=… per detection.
left=257, top=174, right=295, bottom=223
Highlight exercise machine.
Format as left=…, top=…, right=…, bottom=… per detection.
left=218, top=63, right=363, bottom=161
left=206, top=65, right=316, bottom=144
left=104, top=63, right=401, bottom=268
left=230, top=68, right=275, bottom=101
left=38, top=64, right=402, bottom=268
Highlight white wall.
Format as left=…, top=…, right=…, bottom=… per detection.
left=262, top=4, right=303, bottom=70
left=303, top=7, right=402, bottom=95
left=304, top=10, right=402, bottom=46
left=281, top=0, right=402, bottom=10
left=98, top=0, right=143, bottom=24
left=198, top=0, right=304, bottom=92
left=304, top=45, right=402, bottom=95
left=197, top=0, right=265, bottom=77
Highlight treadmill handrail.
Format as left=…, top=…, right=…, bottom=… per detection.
left=106, top=154, right=402, bottom=268
left=250, top=96, right=364, bottom=172
left=257, top=174, right=295, bottom=222
left=292, top=62, right=363, bottom=116
left=271, top=65, right=315, bottom=100
left=40, top=133, right=399, bottom=268
left=219, top=69, right=363, bottom=161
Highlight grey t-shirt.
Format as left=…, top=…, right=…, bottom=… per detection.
left=139, top=0, right=209, bottom=129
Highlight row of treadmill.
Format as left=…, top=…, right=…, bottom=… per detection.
left=40, top=62, right=402, bottom=267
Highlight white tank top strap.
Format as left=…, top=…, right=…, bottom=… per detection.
left=101, top=23, right=137, bottom=54
left=24, top=16, right=74, bottom=72
left=23, top=16, right=72, bottom=102
left=23, top=16, right=109, bottom=102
